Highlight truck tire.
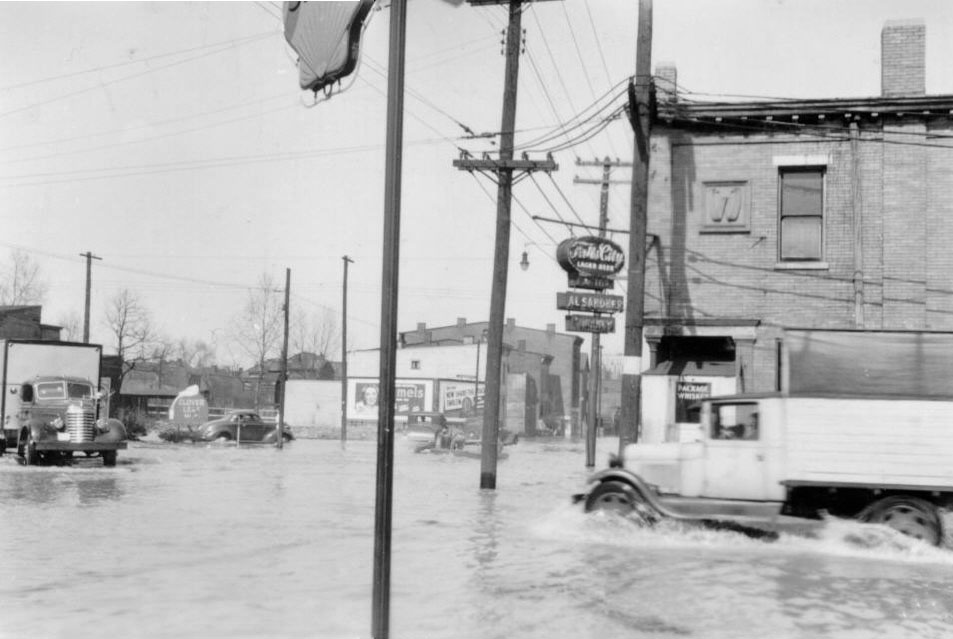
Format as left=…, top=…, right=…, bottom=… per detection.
left=102, top=450, right=117, bottom=467
left=23, top=436, right=38, bottom=466
left=584, top=480, right=658, bottom=525
left=859, top=496, right=942, bottom=546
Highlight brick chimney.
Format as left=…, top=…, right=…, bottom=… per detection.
left=881, top=19, right=925, bottom=97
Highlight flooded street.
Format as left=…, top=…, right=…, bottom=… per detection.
left=3, top=437, right=953, bottom=639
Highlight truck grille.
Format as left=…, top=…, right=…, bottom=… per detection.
left=66, top=403, right=96, bottom=443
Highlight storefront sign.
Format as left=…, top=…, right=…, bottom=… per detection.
left=567, top=273, right=614, bottom=291
left=557, top=291, right=624, bottom=313
left=565, top=314, right=616, bottom=334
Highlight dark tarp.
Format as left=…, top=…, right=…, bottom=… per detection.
left=786, top=329, right=953, bottom=399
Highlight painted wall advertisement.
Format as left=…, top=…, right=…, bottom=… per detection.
left=438, top=380, right=484, bottom=416
left=348, top=377, right=433, bottom=420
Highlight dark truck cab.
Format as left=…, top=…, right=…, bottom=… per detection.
left=13, top=376, right=127, bottom=467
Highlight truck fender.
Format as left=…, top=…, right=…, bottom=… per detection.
left=96, top=418, right=127, bottom=443
left=581, top=468, right=700, bottom=522
left=27, top=419, right=57, bottom=442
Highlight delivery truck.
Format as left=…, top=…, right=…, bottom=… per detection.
left=1, top=339, right=127, bottom=467
left=574, top=329, right=953, bottom=546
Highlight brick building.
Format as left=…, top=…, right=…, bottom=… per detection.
left=638, top=19, right=953, bottom=440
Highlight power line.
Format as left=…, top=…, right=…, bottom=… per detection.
left=0, top=31, right=279, bottom=121
left=0, top=30, right=278, bottom=93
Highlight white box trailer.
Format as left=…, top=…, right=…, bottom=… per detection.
left=575, top=329, right=953, bottom=546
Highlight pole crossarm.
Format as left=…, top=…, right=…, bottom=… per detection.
left=453, top=153, right=557, bottom=175
left=573, top=177, right=632, bottom=185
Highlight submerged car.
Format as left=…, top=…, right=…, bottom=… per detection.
left=195, top=410, right=293, bottom=444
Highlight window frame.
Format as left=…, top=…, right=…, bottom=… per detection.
left=777, top=164, right=827, bottom=264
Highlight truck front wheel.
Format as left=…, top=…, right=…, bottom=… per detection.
left=585, top=480, right=658, bottom=525
left=23, top=436, right=38, bottom=466
left=102, top=450, right=117, bottom=467
left=860, top=496, right=942, bottom=546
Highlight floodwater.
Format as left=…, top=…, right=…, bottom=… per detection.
left=2, top=436, right=953, bottom=639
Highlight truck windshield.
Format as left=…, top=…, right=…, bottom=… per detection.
left=35, top=382, right=66, bottom=400
left=67, top=383, right=94, bottom=399
left=711, top=403, right=759, bottom=440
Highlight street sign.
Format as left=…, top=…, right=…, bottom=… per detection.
left=556, top=291, right=624, bottom=314
left=568, top=273, right=614, bottom=290
left=565, top=314, right=616, bottom=334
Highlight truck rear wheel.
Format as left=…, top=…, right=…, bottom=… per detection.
left=585, top=480, right=658, bottom=525
left=860, top=496, right=942, bottom=546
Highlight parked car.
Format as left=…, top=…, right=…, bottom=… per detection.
left=195, top=410, right=293, bottom=444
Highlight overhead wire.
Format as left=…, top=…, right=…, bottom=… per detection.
left=0, top=31, right=279, bottom=121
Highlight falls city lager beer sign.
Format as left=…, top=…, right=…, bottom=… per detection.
left=557, top=236, right=625, bottom=279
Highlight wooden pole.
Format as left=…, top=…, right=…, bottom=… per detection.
left=620, top=0, right=653, bottom=454
left=372, top=0, right=405, bottom=635
left=79, top=251, right=101, bottom=343
left=478, top=0, right=523, bottom=491
left=278, top=267, right=290, bottom=449
left=341, top=255, right=353, bottom=446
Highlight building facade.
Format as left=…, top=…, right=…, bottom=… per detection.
left=638, top=19, right=953, bottom=440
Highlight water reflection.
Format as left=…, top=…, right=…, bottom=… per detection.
left=2, top=468, right=122, bottom=505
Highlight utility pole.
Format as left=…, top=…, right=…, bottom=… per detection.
left=454, top=0, right=557, bottom=490
left=79, top=251, right=101, bottom=343
left=620, top=0, right=653, bottom=454
left=574, top=157, right=632, bottom=467
left=372, top=0, right=406, bottom=636
left=278, top=268, right=290, bottom=450
left=341, top=255, right=353, bottom=447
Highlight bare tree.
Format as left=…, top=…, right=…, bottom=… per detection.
left=0, top=249, right=48, bottom=306
left=56, top=311, right=81, bottom=341
left=290, top=307, right=340, bottom=372
left=231, top=273, right=283, bottom=410
left=175, top=337, right=216, bottom=369
left=104, top=289, right=155, bottom=381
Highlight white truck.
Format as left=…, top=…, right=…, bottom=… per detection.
left=1, top=339, right=127, bottom=467
left=575, top=329, right=953, bottom=546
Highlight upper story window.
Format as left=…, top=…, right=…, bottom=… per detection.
left=410, top=360, right=421, bottom=370
left=779, top=167, right=825, bottom=262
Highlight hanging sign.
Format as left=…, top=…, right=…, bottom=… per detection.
left=557, top=236, right=626, bottom=277
left=557, top=291, right=624, bottom=314
left=565, top=314, right=616, bottom=334
left=567, top=273, right=614, bottom=291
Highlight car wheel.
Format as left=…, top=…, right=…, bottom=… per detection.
left=23, top=436, right=38, bottom=466
left=214, top=433, right=231, bottom=442
left=859, top=496, right=942, bottom=546
left=102, top=450, right=117, bottom=467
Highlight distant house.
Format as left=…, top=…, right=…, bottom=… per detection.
left=0, top=305, right=61, bottom=340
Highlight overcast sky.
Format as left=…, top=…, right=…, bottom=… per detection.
left=1, top=0, right=952, bottom=366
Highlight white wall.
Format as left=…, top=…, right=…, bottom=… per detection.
left=284, top=380, right=341, bottom=430
left=348, top=343, right=483, bottom=382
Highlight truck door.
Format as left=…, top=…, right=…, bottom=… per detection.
left=703, top=401, right=770, bottom=500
